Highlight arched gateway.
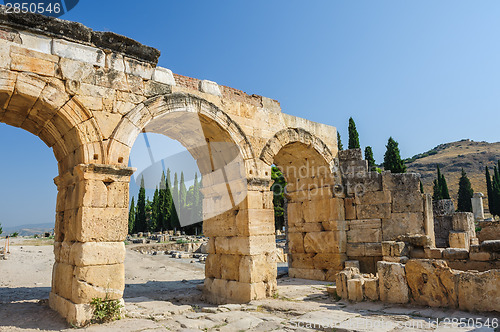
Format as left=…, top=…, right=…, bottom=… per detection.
left=0, top=9, right=339, bottom=325
left=0, top=7, right=437, bottom=326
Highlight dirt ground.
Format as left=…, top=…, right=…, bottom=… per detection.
left=0, top=237, right=498, bottom=332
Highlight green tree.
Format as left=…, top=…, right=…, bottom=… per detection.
left=486, top=166, right=494, bottom=216
left=457, top=169, right=474, bottom=212
left=348, top=117, right=360, bottom=149
left=179, top=172, right=187, bottom=221
left=0, top=222, right=2, bottom=236
left=420, top=181, right=424, bottom=194
left=171, top=172, right=180, bottom=230
left=145, top=198, right=152, bottom=232
left=337, top=132, right=343, bottom=151
left=491, top=166, right=500, bottom=217
left=364, top=146, right=376, bottom=169
left=150, top=187, right=160, bottom=232
left=161, top=170, right=173, bottom=230
left=383, top=137, right=406, bottom=173
left=192, top=173, right=202, bottom=224
left=271, top=166, right=287, bottom=231
left=135, top=176, right=147, bottom=233
left=128, top=197, right=136, bottom=234
left=433, top=165, right=450, bottom=200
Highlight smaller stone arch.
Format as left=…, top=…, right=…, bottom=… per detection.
left=260, top=127, right=337, bottom=172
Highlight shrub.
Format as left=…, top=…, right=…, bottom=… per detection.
left=90, top=297, right=123, bottom=323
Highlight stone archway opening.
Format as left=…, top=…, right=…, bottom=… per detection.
left=262, top=130, right=346, bottom=283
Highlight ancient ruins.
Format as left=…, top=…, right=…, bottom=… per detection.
left=0, top=8, right=498, bottom=326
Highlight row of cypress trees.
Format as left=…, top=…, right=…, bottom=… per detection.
left=337, top=117, right=406, bottom=173
left=432, top=165, right=475, bottom=213
left=128, top=170, right=202, bottom=235
left=486, top=161, right=500, bottom=217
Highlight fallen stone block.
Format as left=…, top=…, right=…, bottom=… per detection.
left=377, top=261, right=409, bottom=304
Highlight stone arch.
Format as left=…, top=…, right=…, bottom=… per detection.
left=107, top=92, right=255, bottom=167
left=259, top=128, right=346, bottom=282
left=260, top=127, right=336, bottom=171
left=0, top=70, right=105, bottom=173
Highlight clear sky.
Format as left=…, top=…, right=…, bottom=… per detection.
left=1, top=1, right=500, bottom=227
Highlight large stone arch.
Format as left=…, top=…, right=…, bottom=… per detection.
left=0, top=70, right=105, bottom=173
left=259, top=127, right=346, bottom=282
left=107, top=92, right=255, bottom=168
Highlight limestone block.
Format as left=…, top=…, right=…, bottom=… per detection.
left=347, top=227, right=382, bottom=243
left=105, top=52, right=125, bottom=71
left=305, top=197, right=344, bottom=222
left=321, top=220, right=347, bottom=231
left=19, top=31, right=52, bottom=54
left=236, top=208, right=275, bottom=236
left=199, top=80, right=222, bottom=96
left=0, top=40, right=12, bottom=70
left=356, top=203, right=391, bottom=220
left=382, top=173, right=420, bottom=192
left=347, top=279, right=364, bottom=302
left=442, top=248, right=468, bottom=260
left=405, top=259, right=458, bottom=308
left=383, top=256, right=409, bottom=264
left=382, top=212, right=425, bottom=241
left=220, top=254, right=241, bottom=281
left=214, top=235, right=275, bottom=256
left=469, top=252, right=492, bottom=261
left=364, top=278, right=379, bottom=301
left=10, top=50, right=56, bottom=76
left=205, top=254, right=221, bottom=279
left=52, top=39, right=105, bottom=67
left=288, top=267, right=325, bottom=281
left=304, top=231, right=346, bottom=253
left=290, top=253, right=315, bottom=269
left=347, top=243, right=365, bottom=257
left=344, top=197, right=356, bottom=220
left=381, top=241, right=394, bottom=257
left=52, top=262, right=74, bottom=300
left=410, top=248, right=425, bottom=258
left=54, top=241, right=71, bottom=264
left=239, top=254, right=276, bottom=283
left=426, top=247, right=444, bottom=259
left=345, top=172, right=382, bottom=196
left=71, top=264, right=124, bottom=303
left=152, top=66, right=176, bottom=85
left=348, top=219, right=381, bottom=229
left=123, top=57, right=153, bottom=79
left=448, top=231, right=469, bottom=250
left=377, top=261, right=409, bottom=304
left=288, top=222, right=323, bottom=233
left=75, top=207, right=128, bottom=242
left=288, top=232, right=304, bottom=253
left=69, top=242, right=125, bottom=266
left=49, top=292, right=93, bottom=327
left=312, top=253, right=346, bottom=270
left=392, top=242, right=409, bottom=257
left=457, top=269, right=500, bottom=312
left=452, top=212, right=476, bottom=238
left=365, top=243, right=382, bottom=256
left=392, top=190, right=423, bottom=213
left=480, top=240, right=500, bottom=252
left=335, top=267, right=359, bottom=299
left=354, top=190, right=391, bottom=205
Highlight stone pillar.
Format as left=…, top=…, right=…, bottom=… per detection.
left=49, top=164, right=134, bottom=326
left=471, top=193, right=485, bottom=221
left=203, top=179, right=277, bottom=303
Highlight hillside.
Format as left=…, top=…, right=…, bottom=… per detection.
left=1, top=222, right=54, bottom=236
left=405, top=139, right=500, bottom=212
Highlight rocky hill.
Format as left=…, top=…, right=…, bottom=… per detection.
left=405, top=139, right=500, bottom=211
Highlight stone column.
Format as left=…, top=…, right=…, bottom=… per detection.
left=202, top=174, right=277, bottom=303
left=471, top=192, right=485, bottom=221
left=49, top=164, right=134, bottom=326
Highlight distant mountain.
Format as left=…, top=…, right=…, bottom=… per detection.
left=405, top=139, right=500, bottom=212
left=1, top=222, right=54, bottom=236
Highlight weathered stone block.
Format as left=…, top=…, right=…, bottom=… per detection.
left=347, top=227, right=382, bottom=243
left=52, top=39, right=105, bottom=67
left=290, top=253, right=315, bottom=269
left=239, top=254, right=276, bottom=283
left=365, top=243, right=382, bottom=256
left=344, top=260, right=360, bottom=269
left=448, top=231, right=469, bottom=250
left=382, top=172, right=420, bottom=192
left=392, top=190, right=423, bottom=213
left=288, top=267, right=325, bottom=281
left=364, top=278, right=379, bottom=301
left=312, top=253, right=346, bottom=270
left=220, top=254, right=241, bottom=281
left=322, top=220, right=347, bottom=231
left=357, top=203, right=391, bottom=219
left=382, top=212, right=425, bottom=241
left=345, top=197, right=356, bottom=220
left=405, top=259, right=458, bottom=308
left=442, top=248, right=469, bottom=260
left=304, top=231, right=346, bottom=253
left=355, top=190, right=391, bottom=205
left=457, top=270, right=500, bottom=312
left=377, top=261, right=409, bottom=304
left=347, top=279, right=364, bottom=302
left=199, top=80, right=222, bottom=96
left=287, top=232, right=304, bottom=253
left=69, top=242, right=125, bottom=266
left=205, top=254, right=221, bottom=279
left=72, top=264, right=124, bottom=303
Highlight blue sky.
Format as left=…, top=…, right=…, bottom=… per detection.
left=1, top=1, right=500, bottom=227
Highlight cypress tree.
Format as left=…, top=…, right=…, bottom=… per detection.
left=486, top=166, right=493, bottom=214
left=383, top=137, right=406, bottom=173
left=439, top=169, right=450, bottom=200
left=193, top=173, right=202, bottom=223
left=457, top=169, right=474, bottom=212
left=348, top=117, right=360, bottom=149
left=135, top=176, right=147, bottom=233
left=337, top=132, right=343, bottom=151
left=180, top=172, right=187, bottom=220
left=171, top=172, right=180, bottom=229
left=420, top=181, right=424, bottom=194
left=161, top=169, right=173, bottom=230
left=364, top=146, right=376, bottom=169
left=150, top=187, right=160, bottom=232
left=432, top=178, right=441, bottom=200
left=492, top=166, right=500, bottom=217
left=128, top=197, right=136, bottom=234
left=271, top=166, right=286, bottom=231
